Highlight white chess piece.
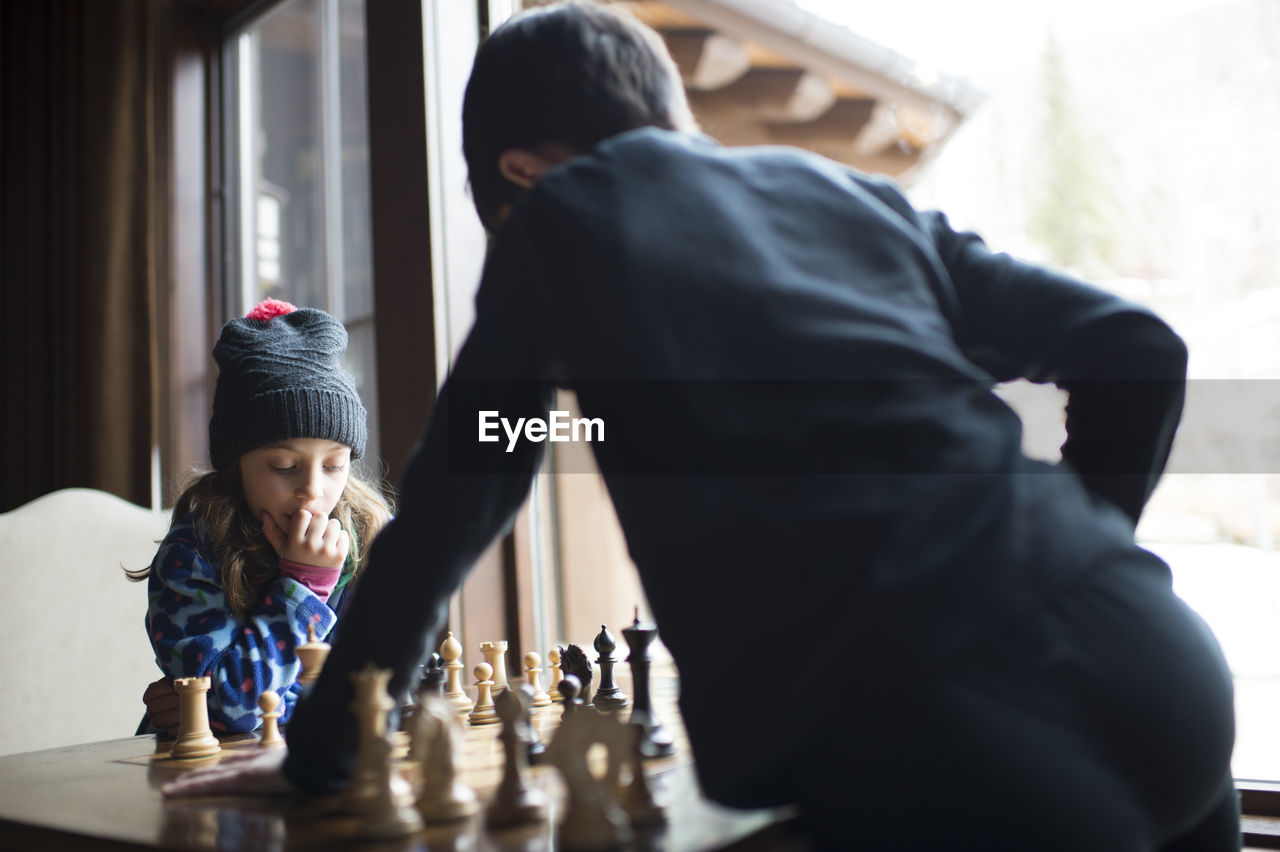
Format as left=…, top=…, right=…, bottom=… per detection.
left=257, top=691, right=284, bottom=748
left=547, top=704, right=632, bottom=849
left=344, top=664, right=423, bottom=839
left=440, top=632, right=473, bottom=716
left=468, top=662, right=499, bottom=726
left=411, top=692, right=479, bottom=822
left=524, top=651, right=552, bottom=707
left=480, top=640, right=510, bottom=691
left=170, top=677, right=220, bottom=760
left=486, top=687, right=548, bottom=827
left=547, top=647, right=564, bottom=703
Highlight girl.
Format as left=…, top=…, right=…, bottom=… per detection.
left=131, top=299, right=392, bottom=734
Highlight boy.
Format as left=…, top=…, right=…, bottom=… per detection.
left=167, top=4, right=1237, bottom=849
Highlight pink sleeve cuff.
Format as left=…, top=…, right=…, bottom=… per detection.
left=279, top=558, right=342, bottom=601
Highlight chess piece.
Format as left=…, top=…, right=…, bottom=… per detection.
left=480, top=640, right=510, bottom=692
left=170, top=677, right=220, bottom=759
left=468, top=662, right=499, bottom=726
left=523, top=651, right=552, bottom=707
left=547, top=700, right=632, bottom=850
left=419, top=652, right=446, bottom=700
left=344, top=664, right=422, bottom=838
left=411, top=692, right=480, bottom=822
left=296, top=622, right=330, bottom=688
left=440, top=632, right=473, bottom=716
left=520, top=683, right=548, bottom=765
left=592, top=625, right=629, bottom=712
left=559, top=674, right=584, bottom=722
left=559, top=643, right=594, bottom=707
left=621, top=610, right=675, bottom=758
left=547, top=647, right=564, bottom=703
left=619, top=722, right=665, bottom=826
left=486, top=687, right=549, bottom=827
left=257, top=691, right=284, bottom=748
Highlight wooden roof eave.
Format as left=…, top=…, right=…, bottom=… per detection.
left=655, top=0, right=984, bottom=123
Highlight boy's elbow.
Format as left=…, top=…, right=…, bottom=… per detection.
left=1140, top=315, right=1188, bottom=381
left=1095, top=310, right=1188, bottom=382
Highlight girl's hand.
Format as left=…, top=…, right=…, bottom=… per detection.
left=261, top=509, right=349, bottom=571
left=143, top=676, right=180, bottom=734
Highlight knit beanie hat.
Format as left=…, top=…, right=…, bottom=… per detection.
left=208, top=299, right=368, bottom=470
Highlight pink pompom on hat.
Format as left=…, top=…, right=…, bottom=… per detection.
left=244, top=298, right=299, bottom=322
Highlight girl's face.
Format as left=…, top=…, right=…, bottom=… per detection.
left=239, top=438, right=352, bottom=534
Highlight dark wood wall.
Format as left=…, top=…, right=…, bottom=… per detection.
left=0, top=0, right=441, bottom=513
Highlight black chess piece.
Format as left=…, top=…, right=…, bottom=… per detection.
left=559, top=643, right=594, bottom=707
left=621, top=610, right=674, bottom=758
left=402, top=653, right=446, bottom=733
left=559, top=674, right=584, bottom=721
left=518, top=684, right=548, bottom=765
left=420, top=652, right=446, bottom=700
left=592, top=625, right=629, bottom=712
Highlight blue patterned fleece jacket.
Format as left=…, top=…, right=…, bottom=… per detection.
left=141, top=512, right=355, bottom=734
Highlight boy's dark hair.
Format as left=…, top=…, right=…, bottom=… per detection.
left=462, top=1, right=691, bottom=230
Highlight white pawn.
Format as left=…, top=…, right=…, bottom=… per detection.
left=524, top=651, right=552, bottom=707
left=257, top=691, right=284, bottom=748
left=469, top=662, right=499, bottom=726
left=547, top=647, right=564, bottom=703
left=440, top=632, right=473, bottom=717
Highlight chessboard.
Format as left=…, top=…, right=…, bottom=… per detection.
left=121, top=664, right=688, bottom=795
left=0, top=624, right=804, bottom=851
left=0, top=668, right=802, bottom=852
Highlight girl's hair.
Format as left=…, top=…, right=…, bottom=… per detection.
left=125, top=465, right=393, bottom=619
left=462, top=1, right=696, bottom=231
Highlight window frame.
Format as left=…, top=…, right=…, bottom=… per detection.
left=162, top=0, right=548, bottom=685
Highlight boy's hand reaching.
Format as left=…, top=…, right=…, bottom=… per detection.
left=261, top=509, right=349, bottom=600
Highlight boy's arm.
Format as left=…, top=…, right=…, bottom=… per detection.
left=282, top=219, right=553, bottom=794
left=923, top=209, right=1187, bottom=525
left=146, top=532, right=337, bottom=732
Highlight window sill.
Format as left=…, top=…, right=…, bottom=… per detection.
left=1240, top=781, right=1280, bottom=847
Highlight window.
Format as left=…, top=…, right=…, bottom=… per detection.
left=225, top=0, right=381, bottom=467
left=796, top=0, right=1280, bottom=788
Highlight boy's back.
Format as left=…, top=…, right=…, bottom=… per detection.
left=474, top=126, right=1145, bottom=805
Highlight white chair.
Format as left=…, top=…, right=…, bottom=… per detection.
left=0, top=488, right=170, bottom=755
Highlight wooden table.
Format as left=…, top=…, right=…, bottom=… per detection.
left=0, top=678, right=804, bottom=851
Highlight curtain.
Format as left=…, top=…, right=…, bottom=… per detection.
left=1, top=0, right=162, bottom=512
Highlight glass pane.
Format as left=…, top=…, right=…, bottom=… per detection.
left=796, top=0, right=1280, bottom=780
left=230, top=0, right=380, bottom=468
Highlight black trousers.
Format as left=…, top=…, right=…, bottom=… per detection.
left=793, top=545, right=1239, bottom=851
